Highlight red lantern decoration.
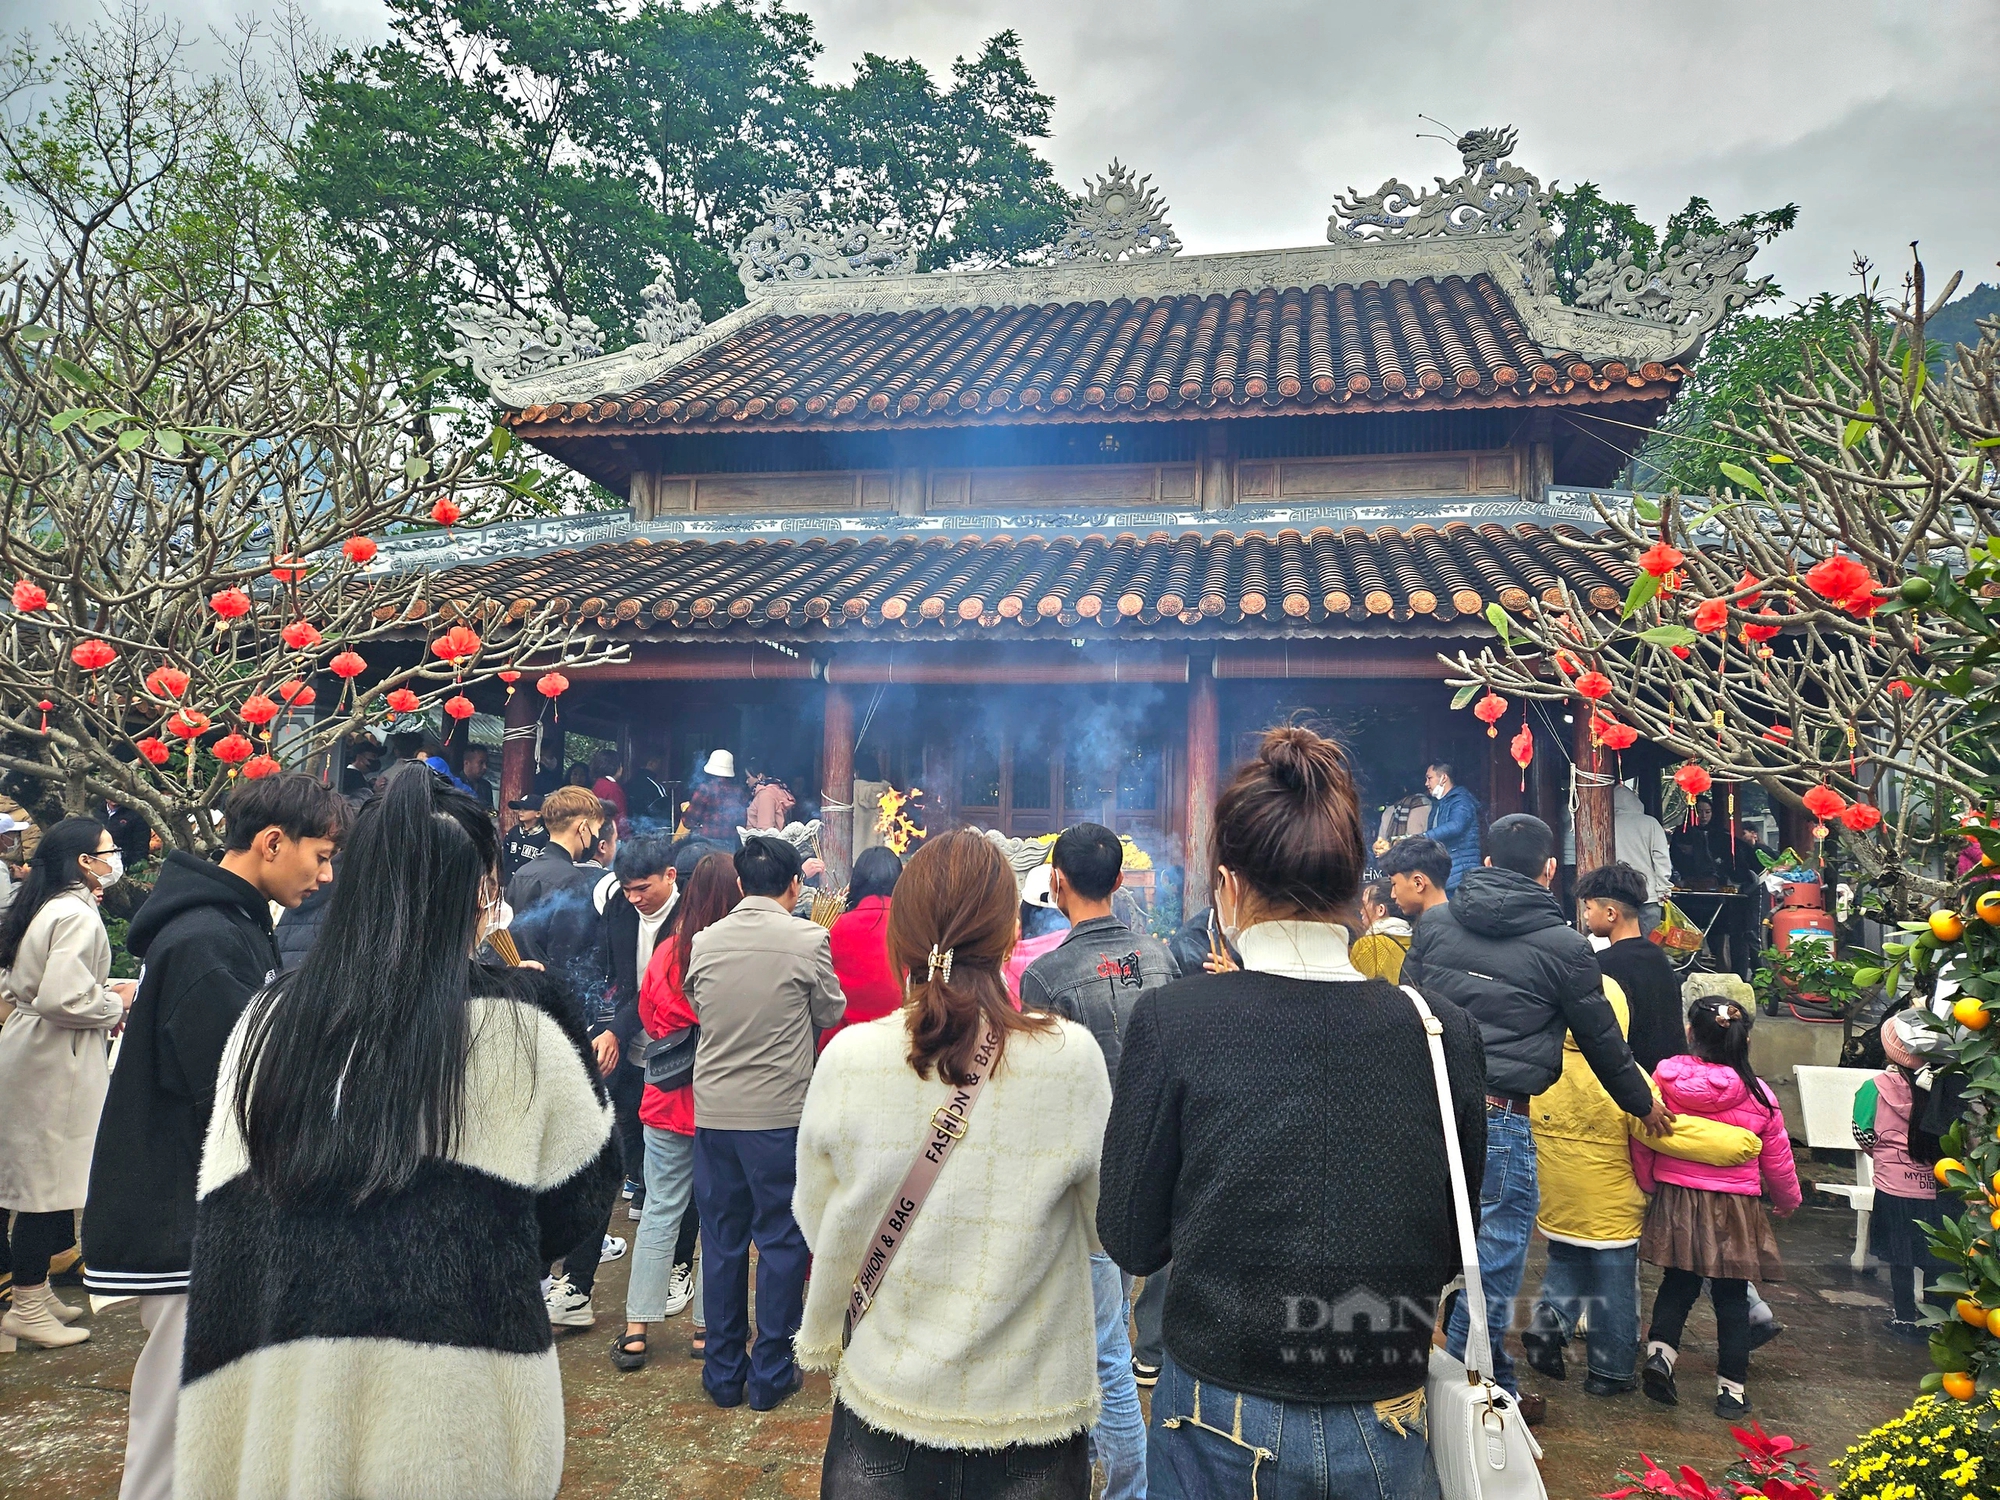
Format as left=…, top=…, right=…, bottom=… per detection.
left=385, top=688, right=421, bottom=714
left=275, top=680, right=315, bottom=707
left=1638, top=542, right=1685, bottom=579
left=11, top=578, right=47, bottom=611
left=1592, top=714, right=1639, bottom=752
left=536, top=671, right=569, bottom=699
left=71, top=639, right=116, bottom=671
left=1741, top=611, right=1781, bottom=645
left=1674, top=763, right=1713, bottom=799
left=1802, top=784, right=1847, bottom=820
left=166, top=709, right=211, bottom=741
left=497, top=669, right=521, bottom=699
left=239, top=694, right=280, bottom=727
left=1575, top=670, right=1613, bottom=701
left=1691, top=598, right=1729, bottom=633
left=430, top=625, right=482, bottom=663
left=242, top=754, right=281, bottom=779
left=143, top=665, right=190, bottom=699
left=342, top=536, right=378, bottom=566
left=1670, top=644, right=1692, bottom=660
left=443, top=694, right=475, bottom=721
left=212, top=732, right=254, bottom=766
left=1509, top=721, right=1534, bottom=786
left=431, top=498, right=462, bottom=527
left=1888, top=680, right=1916, bottom=700
left=35, top=698, right=51, bottom=733
left=136, top=736, right=170, bottom=765
left=1840, top=802, right=1883, bottom=832
left=1762, top=724, right=1793, bottom=743
left=269, top=556, right=306, bottom=583
left=1473, top=691, right=1508, bottom=737
left=209, top=587, right=252, bottom=620
left=281, top=619, right=322, bottom=651
left=329, top=650, right=367, bottom=680
left=1804, top=555, right=1873, bottom=612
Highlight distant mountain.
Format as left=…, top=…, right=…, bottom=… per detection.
left=1928, top=282, right=2000, bottom=367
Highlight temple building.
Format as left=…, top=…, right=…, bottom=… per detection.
left=423, top=129, right=1771, bottom=912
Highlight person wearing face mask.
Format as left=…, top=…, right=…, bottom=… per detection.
left=1421, top=762, right=1483, bottom=893
left=0, top=818, right=138, bottom=1352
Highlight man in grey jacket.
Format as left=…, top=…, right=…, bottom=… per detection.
left=686, top=834, right=844, bottom=1412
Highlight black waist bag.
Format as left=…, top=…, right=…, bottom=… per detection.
left=644, top=1025, right=698, bottom=1092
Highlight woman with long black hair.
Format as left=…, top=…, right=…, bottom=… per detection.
left=0, top=817, right=133, bottom=1353
left=175, top=766, right=618, bottom=1499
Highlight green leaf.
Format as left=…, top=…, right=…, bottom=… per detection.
left=1484, top=602, right=1512, bottom=644
left=1638, top=624, right=1698, bottom=648
left=1842, top=398, right=1877, bottom=450
left=116, top=427, right=149, bottom=451
left=1853, top=967, right=1884, bottom=987
left=490, top=425, right=513, bottom=462
left=1765, top=452, right=1793, bottom=464
left=1974, top=436, right=2000, bottom=448
left=404, top=454, right=432, bottom=483
left=1921, top=1371, right=1945, bottom=1393
left=49, top=355, right=103, bottom=391
left=186, top=434, right=224, bottom=460
left=15, top=324, right=54, bottom=343
left=155, top=429, right=184, bottom=458
left=1912, top=359, right=1928, bottom=410
left=1718, top=461, right=1765, bottom=498
left=1450, top=683, right=1481, bottom=710
left=1689, top=500, right=1737, bottom=530
left=1622, top=572, right=1662, bottom=619
left=49, top=408, right=89, bottom=434
left=1632, top=494, right=1661, bottom=522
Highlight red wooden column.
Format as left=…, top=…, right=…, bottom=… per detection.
left=499, top=685, right=537, bottom=831
left=1572, top=710, right=1615, bottom=880
left=1184, top=665, right=1220, bottom=911
left=822, top=682, right=855, bottom=887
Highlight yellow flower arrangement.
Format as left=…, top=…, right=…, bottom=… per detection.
left=1026, top=830, right=1153, bottom=870
left=1831, top=1393, right=1998, bottom=1499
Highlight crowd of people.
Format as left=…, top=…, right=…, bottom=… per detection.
left=0, top=724, right=1826, bottom=1500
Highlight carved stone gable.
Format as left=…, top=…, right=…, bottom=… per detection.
left=445, top=302, right=605, bottom=387
left=633, top=259, right=706, bottom=351
left=1573, top=223, right=1775, bottom=341
left=1057, top=161, right=1181, bottom=262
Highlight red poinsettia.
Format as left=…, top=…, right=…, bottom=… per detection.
left=135, top=736, right=170, bottom=765
left=443, top=694, right=475, bottom=721
left=430, top=625, right=483, bottom=663
left=275, top=679, right=315, bottom=707
left=166, top=709, right=211, bottom=740
left=1575, top=670, right=1613, bottom=701
left=281, top=619, right=322, bottom=651
left=1840, top=802, right=1883, bottom=831
left=1802, top=785, right=1847, bottom=820
left=143, top=665, right=190, bottom=699
left=241, top=754, right=281, bottom=779
left=430, top=498, right=462, bottom=527
left=209, top=587, right=252, bottom=620
left=1692, top=598, right=1729, bottom=633
left=1639, top=541, right=1686, bottom=578
left=341, top=535, right=378, bottom=566
left=1473, top=691, right=1508, bottom=736
left=11, top=578, right=47, bottom=611
left=536, top=671, right=570, bottom=699
left=329, top=650, right=367, bottom=680
left=385, top=687, right=421, bottom=714
left=1675, top=763, right=1713, bottom=798
left=71, top=639, right=116, bottom=670
left=211, top=733, right=253, bottom=766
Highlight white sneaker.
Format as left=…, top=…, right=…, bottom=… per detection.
left=663, top=1262, right=695, bottom=1317
left=600, top=1235, right=628, bottom=1263
left=544, top=1274, right=596, bottom=1329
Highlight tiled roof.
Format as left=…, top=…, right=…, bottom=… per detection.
left=433, top=521, right=1633, bottom=641
left=503, top=276, right=1680, bottom=435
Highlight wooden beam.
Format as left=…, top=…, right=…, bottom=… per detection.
left=1185, top=665, right=1220, bottom=912
left=1212, top=644, right=1454, bottom=679
left=823, top=653, right=1188, bottom=685
left=822, top=682, right=855, bottom=887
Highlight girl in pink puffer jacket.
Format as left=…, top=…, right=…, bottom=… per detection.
left=1631, top=995, right=1800, bottom=1420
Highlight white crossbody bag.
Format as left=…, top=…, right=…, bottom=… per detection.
left=1404, top=986, right=1548, bottom=1500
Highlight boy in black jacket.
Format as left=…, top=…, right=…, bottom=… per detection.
left=83, top=774, right=344, bottom=1500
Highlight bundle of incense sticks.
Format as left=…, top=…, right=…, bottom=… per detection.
left=488, top=927, right=523, bottom=966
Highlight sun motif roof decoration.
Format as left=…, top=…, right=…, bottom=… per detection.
left=458, top=128, right=1772, bottom=418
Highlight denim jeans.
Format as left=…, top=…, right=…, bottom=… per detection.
left=1445, top=1105, right=1537, bottom=1394
left=821, top=1400, right=1090, bottom=1499
left=627, top=1126, right=697, bottom=1323
left=693, top=1126, right=808, bottom=1406
left=1534, top=1241, right=1639, bottom=1387
left=1146, top=1352, right=1438, bottom=1500
left=1089, top=1252, right=1146, bottom=1500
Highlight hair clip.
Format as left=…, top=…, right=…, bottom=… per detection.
left=927, top=944, right=954, bottom=984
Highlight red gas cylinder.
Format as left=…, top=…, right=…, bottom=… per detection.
left=1775, top=877, right=1824, bottom=911
left=1772, top=904, right=1835, bottom=957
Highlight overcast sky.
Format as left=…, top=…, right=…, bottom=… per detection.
left=4, top=0, right=1994, bottom=304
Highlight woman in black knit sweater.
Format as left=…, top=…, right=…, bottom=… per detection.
left=1098, top=726, right=1487, bottom=1500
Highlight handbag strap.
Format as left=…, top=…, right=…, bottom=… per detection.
left=844, top=1020, right=1001, bottom=1344
left=1401, top=985, right=1492, bottom=1385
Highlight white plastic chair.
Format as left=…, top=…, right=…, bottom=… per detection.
left=1795, top=1064, right=1877, bottom=1272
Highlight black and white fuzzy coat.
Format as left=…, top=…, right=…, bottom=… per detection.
left=177, top=968, right=618, bottom=1500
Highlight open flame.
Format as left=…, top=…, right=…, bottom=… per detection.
left=877, top=786, right=926, bottom=855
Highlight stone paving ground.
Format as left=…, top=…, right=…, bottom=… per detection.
left=1, top=1194, right=1933, bottom=1499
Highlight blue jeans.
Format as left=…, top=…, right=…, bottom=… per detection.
left=1534, top=1241, right=1639, bottom=1387
left=626, top=1126, right=696, bottom=1323
left=1147, top=1352, right=1438, bottom=1500
left=693, top=1126, right=808, bottom=1406
left=1445, top=1105, right=1537, bottom=1395
left=1089, top=1253, right=1146, bottom=1500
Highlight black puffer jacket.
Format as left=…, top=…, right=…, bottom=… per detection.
left=1402, top=866, right=1651, bottom=1116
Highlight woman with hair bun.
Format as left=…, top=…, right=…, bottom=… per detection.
left=795, top=829, right=1110, bottom=1499
left=1098, top=726, right=1489, bottom=1500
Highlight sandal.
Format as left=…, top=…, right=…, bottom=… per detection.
left=689, top=1330, right=706, bottom=1359
left=610, top=1330, right=648, bottom=1372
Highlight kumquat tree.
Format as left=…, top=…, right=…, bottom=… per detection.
left=1449, top=251, right=2000, bottom=1406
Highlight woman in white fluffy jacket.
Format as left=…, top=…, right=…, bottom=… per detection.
left=795, top=829, right=1110, bottom=1500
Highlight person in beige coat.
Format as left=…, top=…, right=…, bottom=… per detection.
left=0, top=817, right=134, bottom=1352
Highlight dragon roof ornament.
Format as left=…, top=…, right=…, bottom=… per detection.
left=1572, top=223, right=1774, bottom=340
left=1329, top=127, right=1550, bottom=249
left=631, top=259, right=706, bottom=353
left=733, top=187, right=914, bottom=298
left=445, top=302, right=605, bottom=387
left=1057, top=161, right=1181, bottom=262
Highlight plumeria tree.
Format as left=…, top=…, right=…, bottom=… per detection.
left=1446, top=255, right=1999, bottom=915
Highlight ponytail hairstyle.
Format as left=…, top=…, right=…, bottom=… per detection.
left=234, top=764, right=502, bottom=1207
left=1211, top=725, right=1366, bottom=927
left=1686, top=994, right=1770, bottom=1113
left=0, top=817, right=108, bottom=970
left=888, top=829, right=1054, bottom=1085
